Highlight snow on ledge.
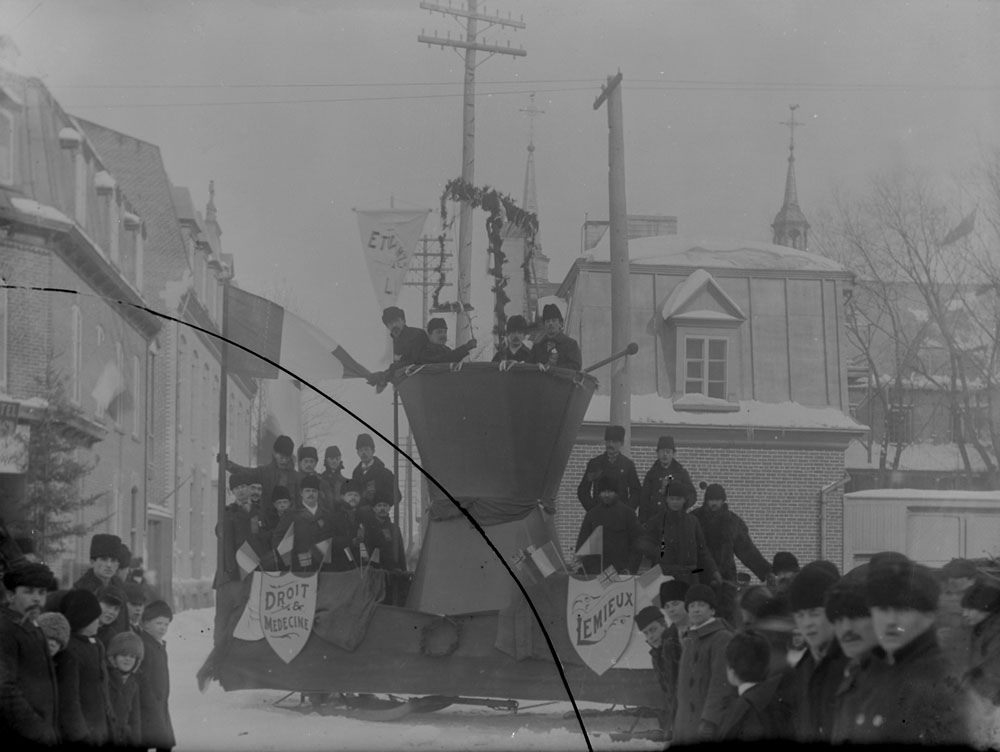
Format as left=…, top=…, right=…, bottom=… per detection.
left=585, top=393, right=864, bottom=430
left=9, top=197, right=73, bottom=227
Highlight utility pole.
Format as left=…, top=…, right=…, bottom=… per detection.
left=594, top=72, right=632, bottom=452
left=404, top=234, right=454, bottom=328
left=418, top=1, right=526, bottom=346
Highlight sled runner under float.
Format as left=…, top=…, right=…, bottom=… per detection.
left=203, top=361, right=666, bottom=714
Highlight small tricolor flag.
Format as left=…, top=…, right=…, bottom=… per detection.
left=276, top=525, right=295, bottom=568
left=529, top=541, right=567, bottom=579
left=576, top=526, right=603, bottom=557
left=235, top=541, right=260, bottom=580
left=316, top=538, right=332, bottom=566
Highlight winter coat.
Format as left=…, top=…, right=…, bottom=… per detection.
left=351, top=456, right=401, bottom=511
left=965, top=611, right=1000, bottom=705
left=673, top=618, right=736, bottom=742
left=491, top=342, right=533, bottom=363
left=789, top=637, right=848, bottom=743
left=226, top=458, right=302, bottom=530
left=530, top=331, right=582, bottom=371
left=323, top=500, right=363, bottom=571
left=97, top=619, right=128, bottom=651
left=718, top=671, right=794, bottom=742
left=638, top=458, right=695, bottom=524
left=849, top=629, right=969, bottom=745
left=689, top=503, right=771, bottom=583
left=271, top=500, right=344, bottom=572
left=638, top=509, right=718, bottom=585
left=138, top=631, right=175, bottom=750
left=420, top=340, right=475, bottom=364
left=575, top=498, right=641, bottom=575
left=0, top=606, right=59, bottom=745
left=320, top=467, right=349, bottom=504
left=577, top=453, right=642, bottom=512
left=830, top=654, right=876, bottom=744
left=55, top=633, right=112, bottom=746
left=107, top=666, right=142, bottom=747
left=213, top=503, right=268, bottom=586
left=367, top=516, right=406, bottom=571
left=649, top=622, right=684, bottom=734
left=299, top=471, right=337, bottom=508
left=73, top=568, right=115, bottom=593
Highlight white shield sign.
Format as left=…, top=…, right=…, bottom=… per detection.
left=260, top=571, right=318, bottom=664
left=566, top=574, right=636, bottom=675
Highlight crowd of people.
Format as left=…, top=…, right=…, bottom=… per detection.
left=1, top=532, right=176, bottom=750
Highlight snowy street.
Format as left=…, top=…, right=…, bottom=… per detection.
left=169, top=608, right=664, bottom=751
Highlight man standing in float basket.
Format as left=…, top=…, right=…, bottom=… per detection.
left=296, top=445, right=336, bottom=507
left=531, top=303, right=582, bottom=371
left=320, top=446, right=349, bottom=503
left=639, top=479, right=719, bottom=585
left=371, top=306, right=429, bottom=393
left=639, top=435, right=695, bottom=526
left=577, top=425, right=642, bottom=512
left=225, top=435, right=301, bottom=530
left=491, top=314, right=533, bottom=363
left=351, top=433, right=401, bottom=528
left=421, top=318, right=477, bottom=364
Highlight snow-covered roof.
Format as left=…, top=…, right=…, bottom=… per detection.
left=586, top=393, right=865, bottom=431
left=585, top=234, right=847, bottom=274
left=845, top=488, right=1000, bottom=502
left=661, top=268, right=746, bottom=321
left=9, top=196, right=73, bottom=227
left=845, top=439, right=989, bottom=472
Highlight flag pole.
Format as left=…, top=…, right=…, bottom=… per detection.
left=216, top=276, right=231, bottom=583
left=392, top=385, right=400, bottom=526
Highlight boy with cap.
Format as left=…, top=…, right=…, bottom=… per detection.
left=122, top=581, right=148, bottom=633
left=55, top=589, right=112, bottom=746
left=491, top=314, right=533, bottom=363
left=531, top=302, right=581, bottom=370
left=673, top=583, right=736, bottom=743
left=843, top=555, right=970, bottom=745
left=371, top=306, right=431, bottom=392
left=351, top=433, right=401, bottom=528
left=639, top=435, right=695, bottom=524
left=138, top=600, right=175, bottom=752
left=95, top=583, right=127, bottom=649
left=961, top=580, right=1000, bottom=706
left=224, top=435, right=302, bottom=529
left=421, top=318, right=477, bottom=363
left=574, top=475, right=641, bottom=575
left=0, top=561, right=60, bottom=746
left=718, top=630, right=793, bottom=741
left=321, top=445, right=349, bottom=503
left=297, top=445, right=336, bottom=506
left=74, top=533, right=127, bottom=592
left=106, top=630, right=143, bottom=747
left=645, top=579, right=690, bottom=739
left=577, top=425, right=642, bottom=512
left=786, top=560, right=846, bottom=743
left=638, top=479, right=719, bottom=586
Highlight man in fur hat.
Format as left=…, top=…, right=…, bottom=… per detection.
left=74, top=533, right=127, bottom=593
left=272, top=474, right=340, bottom=572
left=839, top=555, right=971, bottom=745
left=370, top=306, right=431, bottom=393
left=690, top=481, right=771, bottom=625
left=574, top=474, right=641, bottom=575
left=530, top=303, right=581, bottom=370
left=961, top=580, right=1000, bottom=706
left=638, top=435, right=695, bottom=524
left=642, top=579, right=691, bottom=739
left=0, top=561, right=60, bottom=745
left=577, top=424, right=642, bottom=512
left=225, top=435, right=302, bottom=529
left=491, top=314, right=533, bottom=363
left=638, top=479, right=719, bottom=585
left=321, top=445, right=349, bottom=504
left=421, top=318, right=477, bottom=363
left=351, top=433, right=400, bottom=528
left=297, top=445, right=335, bottom=507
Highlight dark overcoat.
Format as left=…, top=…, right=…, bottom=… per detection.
left=138, top=630, right=175, bottom=750
left=690, top=503, right=771, bottom=583
left=638, top=458, right=695, bottom=523
left=718, top=671, right=794, bottom=741
left=577, top=453, right=642, bottom=512
left=965, top=610, right=1000, bottom=705
left=649, top=622, right=684, bottom=734
left=673, top=618, right=736, bottom=742
left=55, top=633, right=111, bottom=746
left=107, top=665, right=142, bottom=747
left=575, top=498, right=640, bottom=574
left=638, top=509, right=718, bottom=584
left=530, top=331, right=582, bottom=371
left=790, top=637, right=848, bottom=743
left=0, top=606, right=59, bottom=745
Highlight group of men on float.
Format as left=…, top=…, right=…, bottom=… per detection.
left=572, top=429, right=1000, bottom=745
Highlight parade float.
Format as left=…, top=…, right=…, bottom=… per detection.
left=203, top=360, right=667, bottom=715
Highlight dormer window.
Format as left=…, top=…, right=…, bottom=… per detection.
left=59, top=126, right=87, bottom=225
left=0, top=110, right=12, bottom=186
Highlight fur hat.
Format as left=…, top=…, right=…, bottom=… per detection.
left=356, top=433, right=375, bottom=451
left=2, top=562, right=58, bottom=592
left=426, top=317, right=447, bottom=334
left=297, top=445, right=318, bottom=462
left=107, top=630, right=145, bottom=662
left=659, top=579, right=690, bottom=606
left=506, top=315, right=528, bottom=333
left=685, top=584, right=718, bottom=610
left=788, top=562, right=839, bottom=612
left=962, top=581, right=1000, bottom=613
left=36, top=612, right=71, bottom=650
left=324, top=445, right=341, bottom=460
left=381, top=306, right=405, bottom=325
left=942, top=558, right=978, bottom=580
left=702, top=482, right=726, bottom=503
left=59, top=589, right=103, bottom=633
left=593, top=474, right=618, bottom=497
left=142, top=600, right=173, bottom=623
left=865, top=556, right=939, bottom=613
left=753, top=593, right=795, bottom=630
left=604, top=425, right=625, bottom=443
left=771, top=551, right=800, bottom=575
left=96, top=584, right=125, bottom=607
left=89, top=534, right=122, bottom=561
left=824, top=580, right=870, bottom=622
left=271, top=485, right=291, bottom=503
left=656, top=435, right=675, bottom=452
left=273, top=435, right=294, bottom=456
left=122, top=581, right=148, bottom=606
left=635, top=606, right=665, bottom=631
left=541, top=303, right=563, bottom=322
left=228, top=471, right=253, bottom=491
left=341, top=481, right=360, bottom=498
left=739, top=585, right=776, bottom=619
left=300, top=474, right=320, bottom=492
left=664, top=479, right=695, bottom=502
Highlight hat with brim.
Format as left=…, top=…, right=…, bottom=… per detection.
left=865, top=557, right=939, bottom=613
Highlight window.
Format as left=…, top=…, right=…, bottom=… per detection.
left=684, top=336, right=727, bottom=399
left=70, top=306, right=82, bottom=404
left=887, top=404, right=913, bottom=445
left=108, top=195, right=120, bottom=266
left=131, top=354, right=141, bottom=437
left=0, top=110, right=13, bottom=185
left=96, top=324, right=104, bottom=347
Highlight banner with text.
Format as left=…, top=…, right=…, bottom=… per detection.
left=260, top=571, right=318, bottom=663
left=354, top=208, right=430, bottom=309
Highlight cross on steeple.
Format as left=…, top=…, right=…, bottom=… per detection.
left=780, top=104, right=802, bottom=154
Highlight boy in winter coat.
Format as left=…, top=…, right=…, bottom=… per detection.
left=575, top=474, right=641, bottom=575
left=56, top=588, right=113, bottom=747
left=138, top=600, right=176, bottom=752
left=961, top=580, right=1000, bottom=706
left=96, top=583, right=127, bottom=649
left=106, top=630, right=143, bottom=748
left=638, top=480, right=719, bottom=585
left=36, top=611, right=71, bottom=657
left=673, top=584, right=736, bottom=743
left=718, top=630, right=793, bottom=741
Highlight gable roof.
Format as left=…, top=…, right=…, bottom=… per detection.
left=661, top=268, right=746, bottom=322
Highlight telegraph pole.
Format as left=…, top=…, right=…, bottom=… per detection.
left=418, top=1, right=526, bottom=346
left=404, top=234, right=454, bottom=328
left=594, top=72, right=632, bottom=452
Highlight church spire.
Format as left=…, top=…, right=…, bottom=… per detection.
left=205, top=179, right=221, bottom=239
left=771, top=105, right=809, bottom=250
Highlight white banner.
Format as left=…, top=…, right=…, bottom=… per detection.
left=354, top=209, right=429, bottom=309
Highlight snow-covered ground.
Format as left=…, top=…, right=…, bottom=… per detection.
left=168, top=608, right=663, bottom=751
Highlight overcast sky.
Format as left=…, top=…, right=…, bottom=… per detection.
left=3, top=0, right=999, bottom=449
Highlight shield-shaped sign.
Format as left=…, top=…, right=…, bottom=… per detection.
left=566, top=573, right=636, bottom=675
left=259, top=571, right=318, bottom=664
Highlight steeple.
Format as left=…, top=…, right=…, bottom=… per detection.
left=519, top=93, right=551, bottom=302
left=771, top=105, right=809, bottom=250
left=205, top=179, right=222, bottom=240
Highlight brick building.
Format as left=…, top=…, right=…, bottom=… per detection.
left=0, top=64, right=160, bottom=581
